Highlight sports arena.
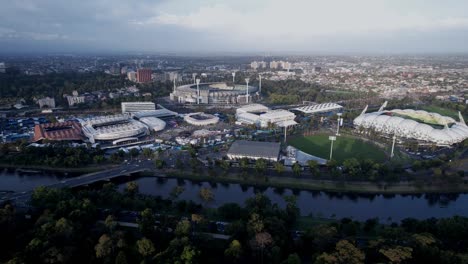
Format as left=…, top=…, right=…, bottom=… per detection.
left=81, top=114, right=149, bottom=144
left=354, top=102, right=468, bottom=145
left=184, top=112, right=220, bottom=126
left=170, top=82, right=259, bottom=104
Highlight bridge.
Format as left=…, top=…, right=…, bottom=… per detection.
left=1, top=160, right=154, bottom=206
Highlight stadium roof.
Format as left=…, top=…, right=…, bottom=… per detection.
left=133, top=109, right=178, bottom=119
left=227, top=140, right=281, bottom=160
left=292, top=103, right=343, bottom=114
left=34, top=121, right=83, bottom=142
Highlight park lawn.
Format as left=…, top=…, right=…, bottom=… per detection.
left=288, top=134, right=387, bottom=163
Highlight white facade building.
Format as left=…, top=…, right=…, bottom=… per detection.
left=139, top=117, right=166, bottom=132
left=121, top=102, right=155, bottom=114
left=184, top=112, right=220, bottom=126
left=354, top=102, right=468, bottom=145
left=236, top=104, right=297, bottom=128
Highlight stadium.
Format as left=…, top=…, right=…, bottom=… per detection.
left=170, top=82, right=259, bottom=104
left=354, top=102, right=468, bottom=145
left=81, top=114, right=149, bottom=144
left=184, top=112, right=220, bottom=126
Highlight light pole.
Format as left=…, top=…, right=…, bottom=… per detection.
left=232, top=72, right=236, bottom=83
left=245, top=78, right=250, bottom=103
left=258, top=74, right=262, bottom=95
left=196, top=78, right=200, bottom=104
left=329, top=136, right=336, bottom=161
left=336, top=113, right=343, bottom=136
left=390, top=134, right=396, bottom=159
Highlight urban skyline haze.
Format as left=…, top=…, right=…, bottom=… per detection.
left=1, top=0, right=468, bottom=54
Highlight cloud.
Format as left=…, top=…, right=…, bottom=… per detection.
left=1, top=0, right=468, bottom=53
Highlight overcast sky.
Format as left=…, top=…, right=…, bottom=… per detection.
left=1, top=0, right=468, bottom=54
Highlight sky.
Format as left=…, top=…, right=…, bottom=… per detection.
left=1, top=0, right=468, bottom=54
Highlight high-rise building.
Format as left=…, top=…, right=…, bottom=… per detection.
left=137, top=68, right=152, bottom=83
left=250, top=61, right=259, bottom=70
left=270, top=61, right=278, bottom=69
left=127, top=71, right=137, bottom=82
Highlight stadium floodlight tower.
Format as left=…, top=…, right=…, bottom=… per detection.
left=336, top=113, right=343, bottom=136
left=232, top=72, right=236, bottom=83
left=258, top=74, right=262, bottom=95
left=390, top=134, right=396, bottom=159
left=329, top=135, right=336, bottom=161
left=192, top=73, right=197, bottom=84
left=245, top=78, right=250, bottom=103
left=196, top=78, right=201, bottom=104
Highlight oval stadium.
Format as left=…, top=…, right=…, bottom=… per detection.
left=170, top=82, right=258, bottom=104
left=354, top=102, right=468, bottom=145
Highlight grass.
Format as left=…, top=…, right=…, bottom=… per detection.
left=288, top=134, right=387, bottom=163
left=418, top=105, right=460, bottom=120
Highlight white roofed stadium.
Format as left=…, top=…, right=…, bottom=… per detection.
left=353, top=102, right=468, bottom=145
left=81, top=114, right=149, bottom=143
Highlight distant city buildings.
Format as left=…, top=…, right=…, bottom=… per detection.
left=137, top=68, right=152, bottom=83
left=127, top=71, right=137, bottom=82
left=0, top=62, right=7, bottom=73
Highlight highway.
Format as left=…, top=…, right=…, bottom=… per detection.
left=1, top=159, right=154, bottom=205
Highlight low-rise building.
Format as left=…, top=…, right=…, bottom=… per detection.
left=227, top=140, right=281, bottom=162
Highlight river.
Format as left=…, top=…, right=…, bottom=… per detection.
left=1, top=169, right=467, bottom=222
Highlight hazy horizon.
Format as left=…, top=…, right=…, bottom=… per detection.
left=2, top=0, right=468, bottom=54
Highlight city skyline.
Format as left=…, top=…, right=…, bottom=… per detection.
left=1, top=0, right=468, bottom=54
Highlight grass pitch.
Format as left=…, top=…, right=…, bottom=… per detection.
left=288, top=134, right=387, bottom=163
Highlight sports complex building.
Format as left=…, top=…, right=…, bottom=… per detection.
left=292, top=102, right=343, bottom=115
left=81, top=114, right=150, bottom=144
left=227, top=140, right=281, bottom=162
left=236, top=104, right=297, bottom=128
left=170, top=82, right=259, bottom=104
left=354, top=102, right=468, bottom=145
left=184, top=112, right=220, bottom=126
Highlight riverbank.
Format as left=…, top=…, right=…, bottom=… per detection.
left=146, top=169, right=468, bottom=194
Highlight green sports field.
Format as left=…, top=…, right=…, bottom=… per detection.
left=288, top=134, right=387, bottom=163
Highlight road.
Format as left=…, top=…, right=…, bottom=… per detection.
left=1, top=159, right=155, bottom=205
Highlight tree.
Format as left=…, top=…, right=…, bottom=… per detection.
left=225, top=240, right=243, bottom=262
left=343, top=158, right=361, bottom=179
left=154, top=159, right=165, bottom=169
left=240, top=157, right=249, bottom=171
left=175, top=220, right=191, bottom=237
left=180, top=245, right=200, bottom=264
left=115, top=251, right=128, bottom=264
left=137, top=238, right=155, bottom=258
left=129, top=148, right=139, bottom=158
left=95, top=234, right=113, bottom=259
left=379, top=246, right=413, bottom=264
left=104, top=215, right=117, bottom=233
left=142, top=148, right=153, bottom=159
left=255, top=158, right=268, bottom=175
left=248, top=213, right=264, bottom=234
left=316, top=240, right=364, bottom=264
left=199, top=187, right=214, bottom=202
left=308, top=160, right=320, bottom=177
left=137, top=208, right=155, bottom=235
left=292, top=162, right=301, bottom=176
left=220, top=160, right=230, bottom=171
left=125, top=181, right=139, bottom=197
left=283, top=253, right=302, bottom=264
left=274, top=162, right=285, bottom=175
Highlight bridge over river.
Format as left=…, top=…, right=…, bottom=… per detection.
left=0, top=160, right=154, bottom=206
